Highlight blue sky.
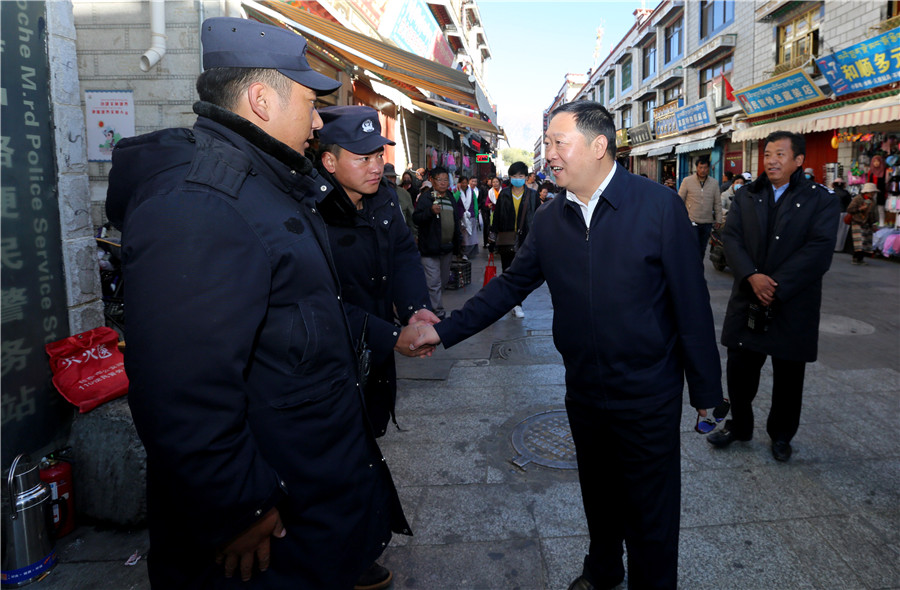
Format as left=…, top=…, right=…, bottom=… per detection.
left=478, top=0, right=646, bottom=149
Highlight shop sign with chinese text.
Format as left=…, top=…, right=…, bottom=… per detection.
left=816, top=26, right=900, bottom=96
left=675, top=97, right=716, bottom=132
left=733, top=69, right=824, bottom=117
left=654, top=99, right=682, bottom=139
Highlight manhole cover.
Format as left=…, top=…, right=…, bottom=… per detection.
left=510, top=409, right=577, bottom=470
left=819, top=314, right=875, bottom=335
left=492, top=336, right=561, bottom=364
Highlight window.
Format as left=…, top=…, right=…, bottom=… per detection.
left=699, top=54, right=733, bottom=107
left=597, top=82, right=605, bottom=106
left=608, top=72, right=616, bottom=101
left=664, top=17, right=683, bottom=64
left=777, top=5, right=821, bottom=72
left=621, top=57, right=633, bottom=91
left=643, top=42, right=657, bottom=80
left=700, top=0, right=734, bottom=39
left=621, top=107, right=632, bottom=128
left=642, top=97, right=657, bottom=123
left=664, top=84, right=682, bottom=104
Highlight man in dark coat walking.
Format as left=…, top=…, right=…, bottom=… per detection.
left=412, top=101, right=723, bottom=589
left=106, top=18, right=425, bottom=589
left=708, top=131, right=839, bottom=462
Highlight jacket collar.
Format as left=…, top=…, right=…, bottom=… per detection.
left=562, top=162, right=626, bottom=213
left=747, top=166, right=804, bottom=196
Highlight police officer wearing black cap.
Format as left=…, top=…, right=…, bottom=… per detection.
left=106, top=17, right=426, bottom=589
left=314, top=105, right=438, bottom=589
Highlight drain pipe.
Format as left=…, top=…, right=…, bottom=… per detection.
left=140, top=0, right=166, bottom=72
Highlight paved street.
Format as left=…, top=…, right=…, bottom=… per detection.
left=41, top=248, right=899, bottom=589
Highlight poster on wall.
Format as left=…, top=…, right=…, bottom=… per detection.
left=85, top=90, right=135, bottom=162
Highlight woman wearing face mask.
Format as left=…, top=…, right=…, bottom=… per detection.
left=488, top=161, right=538, bottom=318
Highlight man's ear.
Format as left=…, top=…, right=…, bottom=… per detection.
left=592, top=134, right=608, bottom=161
left=246, top=82, right=272, bottom=122
left=795, top=153, right=805, bottom=169
left=321, top=151, right=337, bottom=174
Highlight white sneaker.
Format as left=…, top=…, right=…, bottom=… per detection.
left=513, top=305, right=525, bottom=318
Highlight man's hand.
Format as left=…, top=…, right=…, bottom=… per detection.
left=746, top=273, right=777, bottom=306
left=697, top=408, right=707, bottom=418
left=409, top=309, right=440, bottom=326
left=216, top=507, right=285, bottom=582
left=412, top=322, right=441, bottom=350
left=431, top=202, right=441, bottom=215
left=395, top=323, right=435, bottom=357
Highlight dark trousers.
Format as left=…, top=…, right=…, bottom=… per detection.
left=695, top=223, right=713, bottom=259
left=726, top=347, right=806, bottom=443
left=566, top=393, right=681, bottom=590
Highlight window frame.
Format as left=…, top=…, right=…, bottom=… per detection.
left=776, top=4, right=822, bottom=68
left=642, top=97, right=657, bottom=124
left=698, top=53, right=734, bottom=107
left=700, top=0, right=735, bottom=41
left=608, top=72, right=616, bottom=102
left=621, top=56, right=633, bottom=92
left=642, top=40, right=657, bottom=81
left=621, top=107, right=632, bottom=129
left=664, top=17, right=683, bottom=65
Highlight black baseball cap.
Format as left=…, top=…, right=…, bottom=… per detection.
left=318, top=106, right=396, bottom=154
left=201, top=17, right=341, bottom=95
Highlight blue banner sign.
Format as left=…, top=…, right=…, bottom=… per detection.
left=816, top=27, right=900, bottom=96
left=733, top=69, right=825, bottom=116
left=675, top=97, right=715, bottom=132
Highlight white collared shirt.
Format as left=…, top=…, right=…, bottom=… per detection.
left=566, top=163, right=618, bottom=226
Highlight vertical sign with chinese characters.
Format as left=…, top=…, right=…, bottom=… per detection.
left=1, top=0, right=73, bottom=467
left=85, top=90, right=135, bottom=162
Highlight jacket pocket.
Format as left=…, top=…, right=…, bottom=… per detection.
left=288, top=304, right=318, bottom=373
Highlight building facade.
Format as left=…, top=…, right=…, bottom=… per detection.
left=542, top=0, right=900, bottom=206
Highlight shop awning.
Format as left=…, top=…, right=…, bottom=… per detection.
left=246, top=0, right=483, bottom=109
left=647, top=146, right=674, bottom=157
left=629, top=144, right=654, bottom=156
left=731, top=94, right=900, bottom=142
left=675, top=137, right=717, bottom=154
left=411, top=99, right=501, bottom=136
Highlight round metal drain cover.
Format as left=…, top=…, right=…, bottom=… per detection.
left=819, top=314, right=875, bottom=335
left=510, top=409, right=577, bottom=470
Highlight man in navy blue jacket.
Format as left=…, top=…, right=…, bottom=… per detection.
left=413, top=101, right=723, bottom=589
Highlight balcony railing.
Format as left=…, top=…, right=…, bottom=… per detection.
left=771, top=53, right=817, bottom=76
left=876, top=13, right=900, bottom=32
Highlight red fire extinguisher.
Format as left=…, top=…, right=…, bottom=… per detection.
left=39, top=449, right=75, bottom=538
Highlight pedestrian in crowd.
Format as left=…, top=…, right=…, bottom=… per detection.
left=489, top=161, right=538, bottom=319
left=720, top=174, right=745, bottom=213
left=866, top=153, right=889, bottom=226
left=663, top=176, right=676, bottom=190
left=481, top=176, right=501, bottom=247
left=526, top=171, right=539, bottom=191
left=314, top=106, right=438, bottom=587
left=400, top=169, right=419, bottom=198
left=847, top=182, right=880, bottom=265
left=741, top=171, right=753, bottom=183
left=678, top=156, right=723, bottom=259
left=413, top=166, right=460, bottom=319
left=415, top=101, right=722, bottom=590
left=455, top=176, right=481, bottom=259
left=720, top=170, right=735, bottom=192
left=538, top=182, right=554, bottom=203
left=106, top=17, right=426, bottom=588
left=803, top=167, right=816, bottom=183
left=385, top=163, right=417, bottom=240
left=708, top=131, right=839, bottom=462
left=831, top=177, right=852, bottom=211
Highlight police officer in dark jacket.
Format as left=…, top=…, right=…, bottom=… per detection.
left=708, top=131, right=839, bottom=462
left=106, top=18, right=424, bottom=589
left=414, top=101, right=722, bottom=590
left=316, top=106, right=435, bottom=422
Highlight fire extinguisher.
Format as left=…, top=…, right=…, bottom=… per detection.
left=39, top=448, right=75, bottom=538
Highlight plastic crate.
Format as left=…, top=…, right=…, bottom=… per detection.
left=446, top=259, right=472, bottom=290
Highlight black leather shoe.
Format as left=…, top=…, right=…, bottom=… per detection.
left=772, top=440, right=793, bottom=462
left=567, top=576, right=595, bottom=590
left=706, top=428, right=749, bottom=448
left=354, top=562, right=392, bottom=590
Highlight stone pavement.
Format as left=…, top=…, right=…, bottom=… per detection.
left=38, top=248, right=899, bottom=589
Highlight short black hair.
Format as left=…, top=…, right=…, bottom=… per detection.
left=196, top=67, right=292, bottom=110
left=723, top=171, right=734, bottom=180
left=764, top=131, right=806, bottom=157
left=319, top=143, right=342, bottom=158
left=508, top=161, right=529, bottom=176
left=430, top=166, right=449, bottom=179
left=697, top=157, right=711, bottom=166
left=549, top=100, right=617, bottom=159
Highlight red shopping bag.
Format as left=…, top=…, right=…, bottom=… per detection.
left=483, top=253, right=497, bottom=286
left=45, top=327, right=128, bottom=413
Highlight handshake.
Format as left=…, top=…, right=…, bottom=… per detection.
left=393, top=309, right=443, bottom=358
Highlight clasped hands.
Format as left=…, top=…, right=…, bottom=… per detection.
left=394, top=309, right=443, bottom=357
